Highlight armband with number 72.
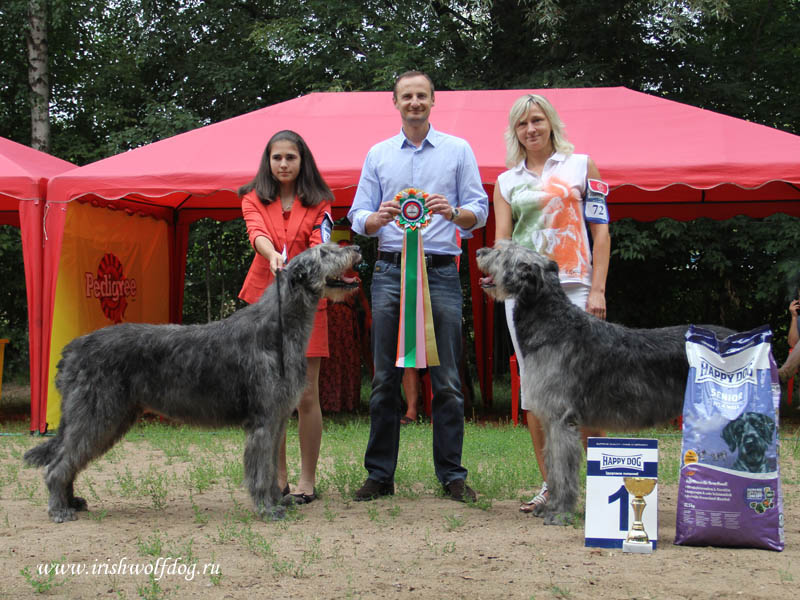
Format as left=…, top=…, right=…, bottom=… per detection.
left=584, top=179, right=610, bottom=224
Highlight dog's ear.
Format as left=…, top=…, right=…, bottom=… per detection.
left=721, top=417, right=743, bottom=452
left=287, top=252, right=321, bottom=290
left=528, top=263, right=544, bottom=294
left=753, top=412, right=776, bottom=441
left=509, top=260, right=540, bottom=298
left=519, top=255, right=559, bottom=298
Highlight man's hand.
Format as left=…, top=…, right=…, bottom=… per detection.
left=424, top=193, right=454, bottom=220
left=365, top=199, right=401, bottom=234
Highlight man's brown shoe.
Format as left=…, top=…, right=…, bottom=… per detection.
left=444, top=479, right=477, bottom=503
left=354, top=478, right=394, bottom=501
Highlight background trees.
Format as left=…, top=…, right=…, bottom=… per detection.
left=0, top=1, right=797, bottom=387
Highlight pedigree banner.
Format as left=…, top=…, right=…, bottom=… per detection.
left=46, top=201, right=169, bottom=428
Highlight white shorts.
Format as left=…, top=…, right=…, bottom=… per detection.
left=505, top=282, right=589, bottom=411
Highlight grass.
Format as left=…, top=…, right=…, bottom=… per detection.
left=3, top=374, right=799, bottom=522
left=20, top=557, right=69, bottom=594
left=5, top=414, right=799, bottom=504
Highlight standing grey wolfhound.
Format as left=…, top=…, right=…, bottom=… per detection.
left=24, top=242, right=361, bottom=523
left=476, top=240, right=732, bottom=525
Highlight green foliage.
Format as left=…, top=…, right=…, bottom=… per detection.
left=2, top=0, right=796, bottom=158
left=0, top=226, right=28, bottom=380
left=3, top=0, right=295, bottom=164
left=607, top=215, right=800, bottom=357
left=248, top=0, right=490, bottom=92
left=0, top=0, right=30, bottom=144
left=182, top=218, right=251, bottom=324
left=661, top=0, right=800, bottom=134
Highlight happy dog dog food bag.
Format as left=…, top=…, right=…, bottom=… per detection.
left=675, top=325, right=783, bottom=551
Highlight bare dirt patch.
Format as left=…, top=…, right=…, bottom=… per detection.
left=2, top=429, right=799, bottom=600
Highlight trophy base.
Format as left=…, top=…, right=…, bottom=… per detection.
left=622, top=540, right=653, bottom=554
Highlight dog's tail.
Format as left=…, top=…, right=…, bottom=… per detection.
left=23, top=436, right=61, bottom=467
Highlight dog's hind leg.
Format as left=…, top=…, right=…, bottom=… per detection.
left=44, top=424, right=84, bottom=523
left=244, top=419, right=286, bottom=520
left=540, top=411, right=583, bottom=526
left=44, top=398, right=139, bottom=522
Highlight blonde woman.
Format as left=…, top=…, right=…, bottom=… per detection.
left=493, top=94, right=611, bottom=514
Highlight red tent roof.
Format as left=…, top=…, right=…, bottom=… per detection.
left=1, top=136, right=74, bottom=218
left=47, top=87, right=800, bottom=222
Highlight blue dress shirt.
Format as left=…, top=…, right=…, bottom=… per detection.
left=348, top=125, right=488, bottom=255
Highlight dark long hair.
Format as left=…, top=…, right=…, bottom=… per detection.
left=238, top=130, right=333, bottom=207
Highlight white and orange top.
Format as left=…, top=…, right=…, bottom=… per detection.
left=496, top=153, right=593, bottom=286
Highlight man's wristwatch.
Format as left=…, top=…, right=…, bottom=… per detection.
left=449, top=207, right=460, bottom=222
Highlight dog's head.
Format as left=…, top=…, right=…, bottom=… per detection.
left=284, top=243, right=362, bottom=302
left=475, top=240, right=560, bottom=301
left=721, top=411, right=775, bottom=472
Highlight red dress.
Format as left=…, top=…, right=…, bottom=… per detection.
left=319, top=286, right=372, bottom=412
left=238, top=191, right=331, bottom=357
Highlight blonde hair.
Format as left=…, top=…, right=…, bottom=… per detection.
left=504, top=94, right=574, bottom=168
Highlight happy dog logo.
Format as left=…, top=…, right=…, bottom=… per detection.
left=696, top=359, right=755, bottom=387
left=600, top=453, right=644, bottom=472
left=85, top=253, right=137, bottom=323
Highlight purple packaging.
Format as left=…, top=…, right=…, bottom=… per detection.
left=675, top=325, right=784, bottom=551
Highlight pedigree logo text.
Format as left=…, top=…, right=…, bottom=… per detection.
left=85, top=253, right=137, bottom=323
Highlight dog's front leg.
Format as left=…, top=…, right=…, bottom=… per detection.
left=541, top=411, right=582, bottom=526
left=244, top=421, right=285, bottom=520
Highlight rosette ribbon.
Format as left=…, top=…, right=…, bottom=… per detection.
left=393, top=188, right=440, bottom=368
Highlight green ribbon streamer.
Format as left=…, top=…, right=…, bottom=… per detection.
left=402, top=227, right=419, bottom=366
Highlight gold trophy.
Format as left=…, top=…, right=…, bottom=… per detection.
left=622, top=477, right=657, bottom=554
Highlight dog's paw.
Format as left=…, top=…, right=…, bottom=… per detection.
left=542, top=511, right=573, bottom=526
left=70, top=496, right=88, bottom=511
left=49, top=507, right=78, bottom=523
left=256, top=503, right=286, bottom=521
left=532, top=503, right=547, bottom=517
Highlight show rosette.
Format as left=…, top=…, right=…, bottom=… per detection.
left=394, top=188, right=439, bottom=368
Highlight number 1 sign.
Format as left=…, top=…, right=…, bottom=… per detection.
left=584, top=438, right=659, bottom=549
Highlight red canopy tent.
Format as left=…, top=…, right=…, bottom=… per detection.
left=36, top=87, right=800, bottom=431
left=0, top=136, right=73, bottom=429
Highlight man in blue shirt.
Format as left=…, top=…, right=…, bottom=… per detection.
left=348, top=71, right=488, bottom=502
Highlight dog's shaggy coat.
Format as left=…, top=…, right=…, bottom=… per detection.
left=24, top=243, right=361, bottom=523
left=476, top=240, right=732, bottom=525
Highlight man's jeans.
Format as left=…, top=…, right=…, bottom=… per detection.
left=364, top=258, right=467, bottom=485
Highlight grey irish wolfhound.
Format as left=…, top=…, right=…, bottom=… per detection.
left=24, top=243, right=361, bottom=523
left=476, top=240, right=732, bottom=525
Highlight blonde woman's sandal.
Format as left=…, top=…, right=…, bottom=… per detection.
left=519, top=482, right=548, bottom=513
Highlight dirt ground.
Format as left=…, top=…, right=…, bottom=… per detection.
left=1, top=382, right=798, bottom=599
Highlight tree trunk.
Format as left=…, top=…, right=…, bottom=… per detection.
left=26, top=0, right=50, bottom=152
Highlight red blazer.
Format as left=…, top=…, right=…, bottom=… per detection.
left=239, top=191, right=332, bottom=357
left=238, top=191, right=331, bottom=304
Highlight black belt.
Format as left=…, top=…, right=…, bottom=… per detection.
left=377, top=251, right=454, bottom=268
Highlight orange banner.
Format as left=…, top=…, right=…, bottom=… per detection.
left=46, top=202, right=169, bottom=428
